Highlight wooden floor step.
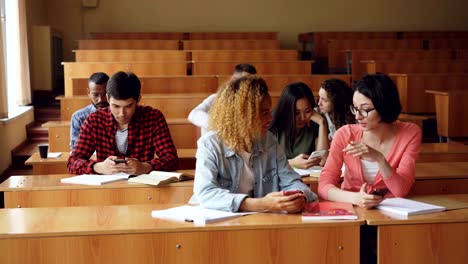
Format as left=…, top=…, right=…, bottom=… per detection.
left=34, top=106, right=60, bottom=122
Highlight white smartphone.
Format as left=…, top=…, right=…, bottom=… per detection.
left=308, top=150, right=326, bottom=160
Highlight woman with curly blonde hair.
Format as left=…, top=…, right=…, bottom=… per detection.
left=190, top=75, right=317, bottom=212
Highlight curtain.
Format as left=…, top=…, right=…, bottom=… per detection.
left=0, top=0, right=7, bottom=118
left=16, top=0, right=31, bottom=106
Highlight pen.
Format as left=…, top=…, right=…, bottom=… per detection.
left=184, top=218, right=194, bottom=222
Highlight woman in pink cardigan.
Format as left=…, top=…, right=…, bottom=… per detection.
left=318, top=74, right=422, bottom=209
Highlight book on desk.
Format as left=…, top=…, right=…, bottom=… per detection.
left=302, top=201, right=358, bottom=220
left=128, top=171, right=194, bottom=186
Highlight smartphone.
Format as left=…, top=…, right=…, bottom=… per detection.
left=114, top=158, right=127, bottom=164
left=308, top=150, right=326, bottom=160
left=370, top=188, right=388, bottom=197
left=283, top=190, right=303, bottom=196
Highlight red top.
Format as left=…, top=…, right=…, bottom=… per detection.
left=68, top=105, right=178, bottom=174
left=318, top=121, right=422, bottom=200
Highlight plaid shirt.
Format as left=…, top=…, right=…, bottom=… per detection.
left=68, top=105, right=179, bottom=174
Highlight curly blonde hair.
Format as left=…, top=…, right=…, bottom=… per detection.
left=209, top=75, right=269, bottom=153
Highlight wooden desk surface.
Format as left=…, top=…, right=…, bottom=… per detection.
left=25, top=149, right=197, bottom=165
left=0, top=204, right=363, bottom=264
left=359, top=194, right=468, bottom=264
left=0, top=172, right=195, bottom=208
left=357, top=194, right=468, bottom=226
left=0, top=172, right=195, bottom=191
left=0, top=204, right=364, bottom=239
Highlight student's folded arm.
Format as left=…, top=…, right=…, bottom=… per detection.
left=193, top=139, right=247, bottom=212
left=383, top=125, right=422, bottom=197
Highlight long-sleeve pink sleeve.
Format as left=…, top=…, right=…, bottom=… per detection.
left=318, top=122, right=422, bottom=200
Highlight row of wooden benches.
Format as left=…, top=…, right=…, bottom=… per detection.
left=297, top=31, right=468, bottom=58
left=74, top=49, right=300, bottom=62
left=77, top=39, right=281, bottom=50
left=62, top=61, right=314, bottom=93
left=89, top=31, right=279, bottom=40
left=62, top=71, right=467, bottom=114
left=327, top=39, right=468, bottom=72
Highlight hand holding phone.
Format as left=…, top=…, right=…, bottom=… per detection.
left=283, top=190, right=303, bottom=196
left=114, top=158, right=127, bottom=164
left=369, top=188, right=388, bottom=197
left=308, top=150, right=326, bottom=160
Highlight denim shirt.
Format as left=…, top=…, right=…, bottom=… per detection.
left=191, top=131, right=317, bottom=212
left=70, top=104, right=96, bottom=151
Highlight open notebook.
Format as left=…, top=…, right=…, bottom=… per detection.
left=151, top=205, right=256, bottom=225
left=128, top=171, right=193, bottom=186
left=60, top=173, right=130, bottom=186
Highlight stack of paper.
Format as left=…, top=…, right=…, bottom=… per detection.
left=151, top=205, right=256, bottom=225
left=377, top=197, right=447, bottom=216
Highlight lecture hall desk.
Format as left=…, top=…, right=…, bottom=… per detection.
left=0, top=172, right=194, bottom=208
left=302, top=162, right=468, bottom=196
left=357, top=194, right=468, bottom=264
left=0, top=204, right=363, bottom=264
left=25, top=148, right=197, bottom=174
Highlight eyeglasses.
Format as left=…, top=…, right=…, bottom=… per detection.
left=349, top=106, right=376, bottom=117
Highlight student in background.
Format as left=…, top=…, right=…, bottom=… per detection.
left=191, top=75, right=317, bottom=212
left=318, top=74, right=422, bottom=208
left=68, top=71, right=178, bottom=175
left=70, top=72, right=109, bottom=150
left=188, top=64, right=257, bottom=135
left=317, top=78, right=355, bottom=141
left=269, top=82, right=329, bottom=169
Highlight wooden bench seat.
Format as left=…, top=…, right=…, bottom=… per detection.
left=188, top=32, right=278, bottom=40
left=57, top=93, right=282, bottom=120
left=361, top=59, right=468, bottom=76
left=42, top=119, right=200, bottom=151
left=183, top=39, right=280, bottom=50
left=192, top=61, right=313, bottom=75
left=328, top=39, right=425, bottom=72
left=426, top=90, right=468, bottom=139
left=190, top=50, right=298, bottom=61
left=78, top=39, right=181, bottom=50
left=69, top=76, right=219, bottom=96
left=89, top=32, right=185, bottom=40
left=390, top=73, right=468, bottom=113
left=69, top=74, right=348, bottom=96
left=349, top=49, right=459, bottom=79
left=419, top=142, right=468, bottom=162
left=74, top=50, right=189, bottom=62
left=63, top=62, right=188, bottom=95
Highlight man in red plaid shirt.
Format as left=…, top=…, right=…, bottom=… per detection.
left=68, top=71, right=179, bottom=175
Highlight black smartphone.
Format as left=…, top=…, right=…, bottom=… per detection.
left=370, top=188, right=388, bottom=197
left=114, top=159, right=127, bottom=164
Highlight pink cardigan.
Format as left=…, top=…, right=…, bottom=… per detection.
left=318, top=121, right=422, bottom=200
